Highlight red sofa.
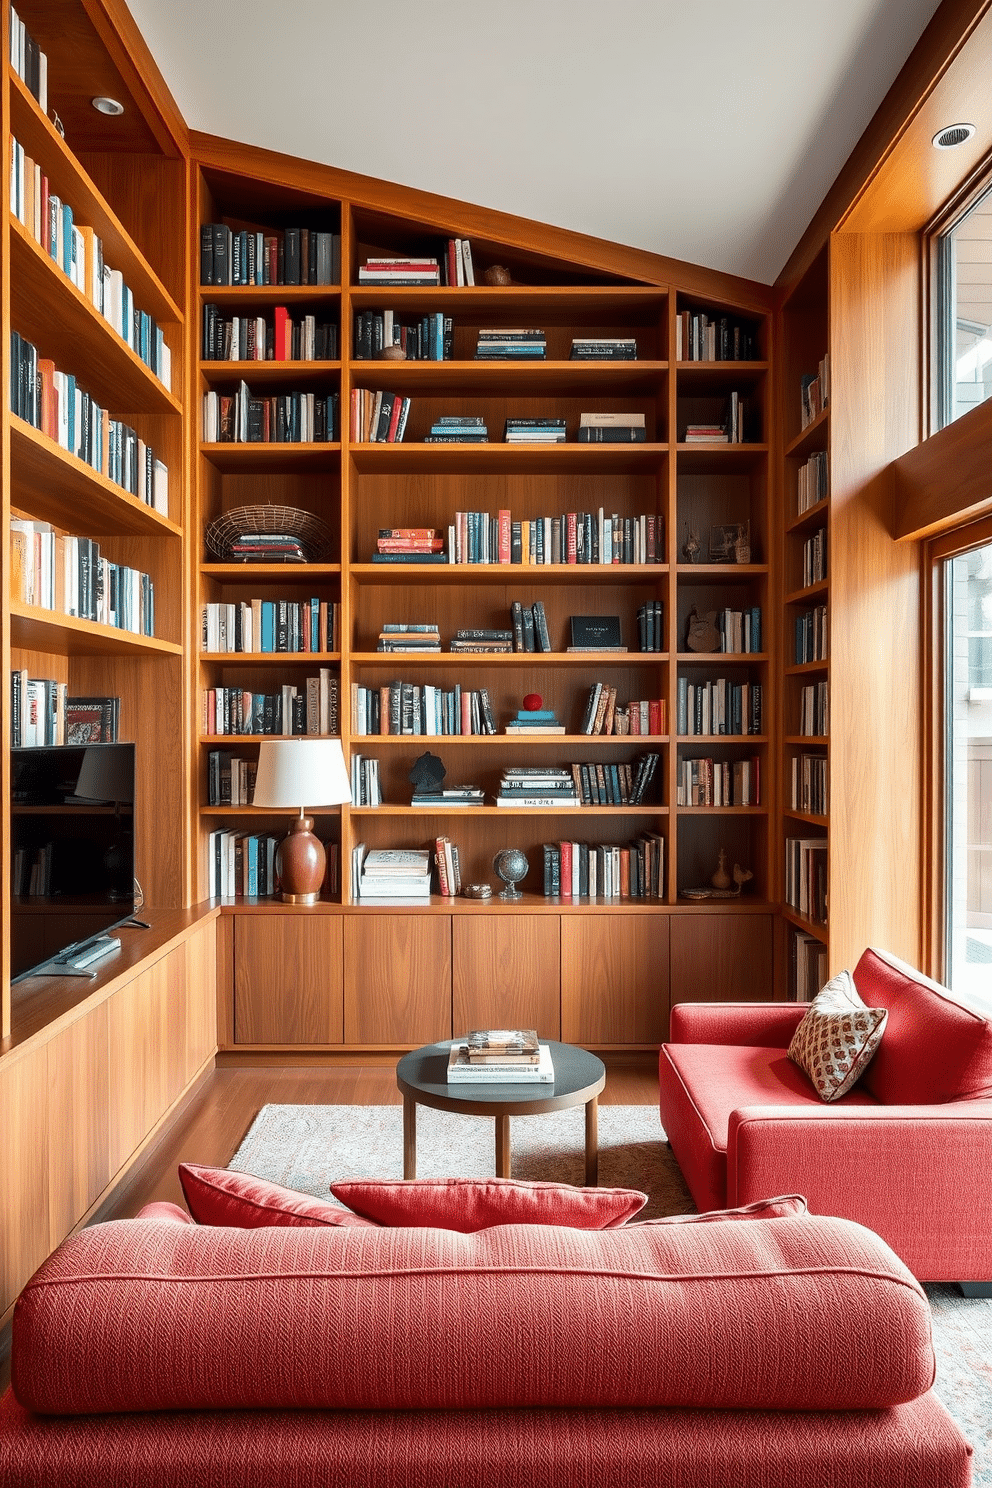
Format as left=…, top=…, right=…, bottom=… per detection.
left=0, top=1202, right=972, bottom=1486
left=659, top=947, right=992, bottom=1285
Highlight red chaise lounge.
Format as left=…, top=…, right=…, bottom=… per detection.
left=659, top=947, right=992, bottom=1287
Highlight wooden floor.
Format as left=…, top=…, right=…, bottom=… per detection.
left=97, top=1054, right=660, bottom=1221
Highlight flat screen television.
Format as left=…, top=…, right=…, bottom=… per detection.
left=10, top=742, right=137, bottom=981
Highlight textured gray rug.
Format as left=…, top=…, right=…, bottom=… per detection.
left=231, top=1103, right=990, bottom=1482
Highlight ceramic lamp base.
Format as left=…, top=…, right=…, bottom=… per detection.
left=275, top=815, right=325, bottom=903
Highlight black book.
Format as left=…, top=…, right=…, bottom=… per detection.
left=200, top=225, right=214, bottom=286
left=284, top=228, right=301, bottom=285
left=212, top=225, right=231, bottom=286
left=576, top=427, right=647, bottom=442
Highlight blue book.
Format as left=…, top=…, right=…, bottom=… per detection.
left=310, top=596, right=320, bottom=651
left=61, top=203, right=73, bottom=277
left=261, top=602, right=275, bottom=652
left=246, top=835, right=259, bottom=897
left=751, top=606, right=762, bottom=653
left=514, top=710, right=556, bottom=721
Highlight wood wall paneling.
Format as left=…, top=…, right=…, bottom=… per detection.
left=669, top=913, right=775, bottom=1013
left=0, top=1048, right=51, bottom=1311
left=452, top=914, right=561, bottom=1039
left=343, top=915, right=451, bottom=1046
left=561, top=914, right=669, bottom=1045
left=46, top=1003, right=110, bottom=1250
left=234, top=914, right=343, bottom=1045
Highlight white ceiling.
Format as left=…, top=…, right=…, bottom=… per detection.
left=126, top=0, right=943, bottom=285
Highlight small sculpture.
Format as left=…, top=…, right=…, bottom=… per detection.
left=711, top=849, right=732, bottom=890
left=682, top=528, right=701, bottom=563
left=523, top=693, right=543, bottom=711
left=482, top=264, right=512, bottom=286
left=463, top=883, right=493, bottom=900
left=381, top=343, right=406, bottom=360
left=686, top=606, right=720, bottom=653
left=493, top=847, right=528, bottom=901
left=732, top=864, right=754, bottom=893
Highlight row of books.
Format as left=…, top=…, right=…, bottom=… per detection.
left=792, top=930, right=829, bottom=1002
left=794, top=606, right=828, bottom=664
left=802, top=527, right=828, bottom=587
left=9, top=8, right=47, bottom=110
left=475, top=329, right=545, bottom=360
left=447, top=509, right=663, bottom=566
left=425, top=416, right=488, bottom=443
left=791, top=751, right=829, bottom=817
left=676, top=756, right=760, bottom=807
left=581, top=685, right=666, bottom=736
left=10, top=521, right=155, bottom=635
left=798, top=451, right=829, bottom=513
left=208, top=831, right=280, bottom=899
left=200, top=225, right=341, bottom=287
left=497, top=754, right=661, bottom=808
left=201, top=305, right=338, bottom=363
left=510, top=600, right=552, bottom=651
left=570, top=338, right=637, bottom=360
left=207, top=751, right=257, bottom=807
left=676, top=678, right=763, bottom=737
left=785, top=837, right=828, bottom=924
left=351, top=388, right=410, bottom=443
left=542, top=834, right=665, bottom=899
left=497, top=766, right=579, bottom=807
left=10, top=676, right=119, bottom=748
left=350, top=681, right=498, bottom=737
left=675, top=310, right=757, bottom=363
left=352, top=846, right=432, bottom=898
left=799, top=681, right=829, bottom=737
left=200, top=600, right=339, bottom=654
left=636, top=600, right=664, bottom=652
left=576, top=412, right=646, bottom=443
left=706, top=606, right=762, bottom=654
left=202, top=676, right=340, bottom=737
left=10, top=141, right=172, bottom=392
left=683, top=392, right=747, bottom=444
left=10, top=333, right=169, bottom=511
left=202, top=385, right=338, bottom=443
left=433, top=836, right=463, bottom=895
left=800, top=356, right=830, bottom=428
left=353, top=311, right=450, bottom=361
left=375, top=623, right=441, bottom=653
left=12, top=842, right=55, bottom=898
left=350, top=754, right=382, bottom=807
left=358, top=256, right=441, bottom=287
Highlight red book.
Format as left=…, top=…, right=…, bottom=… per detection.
left=274, top=306, right=290, bottom=361
left=460, top=691, right=472, bottom=735
left=386, top=396, right=403, bottom=443
left=566, top=512, right=578, bottom=563
left=447, top=239, right=458, bottom=285
left=648, top=699, right=662, bottom=735
left=380, top=528, right=437, bottom=539
left=619, top=847, right=631, bottom=898
left=559, top=840, right=573, bottom=898
left=646, top=514, right=657, bottom=562
left=498, top=509, right=511, bottom=563
left=37, top=359, right=57, bottom=439
left=435, top=836, right=450, bottom=895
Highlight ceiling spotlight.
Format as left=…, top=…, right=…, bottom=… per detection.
left=932, top=123, right=976, bottom=150
left=91, top=96, right=124, bottom=116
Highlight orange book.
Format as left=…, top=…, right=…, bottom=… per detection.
left=619, top=847, right=631, bottom=898
left=37, top=358, right=57, bottom=439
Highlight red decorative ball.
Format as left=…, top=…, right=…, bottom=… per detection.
left=523, top=693, right=543, bottom=712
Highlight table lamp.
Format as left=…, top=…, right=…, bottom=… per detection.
left=252, top=738, right=351, bottom=903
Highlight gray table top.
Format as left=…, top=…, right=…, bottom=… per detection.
left=396, top=1039, right=606, bottom=1114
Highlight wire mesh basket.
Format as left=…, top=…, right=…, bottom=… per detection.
left=205, top=505, right=336, bottom=563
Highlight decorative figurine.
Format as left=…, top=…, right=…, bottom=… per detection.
left=711, top=849, right=732, bottom=890
left=682, top=528, right=701, bottom=563
left=482, top=264, right=512, bottom=286
left=523, top=693, right=543, bottom=711
left=493, top=847, right=529, bottom=900
left=463, top=883, right=493, bottom=900
left=686, top=606, right=720, bottom=653
left=381, top=343, right=406, bottom=360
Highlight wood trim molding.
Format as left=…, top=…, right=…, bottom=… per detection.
left=893, top=397, right=992, bottom=540
left=189, top=130, right=775, bottom=311
left=80, top=0, right=189, bottom=159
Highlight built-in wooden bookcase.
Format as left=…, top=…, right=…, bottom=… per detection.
left=1, top=1, right=188, bottom=1038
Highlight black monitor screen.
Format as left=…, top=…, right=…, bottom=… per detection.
left=10, top=743, right=136, bottom=981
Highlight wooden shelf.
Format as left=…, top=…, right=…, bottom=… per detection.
left=349, top=562, right=669, bottom=585
left=782, top=907, right=829, bottom=941
left=785, top=406, right=829, bottom=458
left=348, top=442, right=669, bottom=475
left=676, top=734, right=768, bottom=743
left=784, top=809, right=829, bottom=827
left=200, top=360, right=340, bottom=384
left=199, top=652, right=340, bottom=664
left=676, top=651, right=768, bottom=664
left=786, top=499, right=830, bottom=535
left=347, top=360, right=668, bottom=393
left=350, top=651, right=669, bottom=666
left=784, top=659, right=829, bottom=675
left=199, top=734, right=340, bottom=745
left=348, top=285, right=668, bottom=318
left=349, top=804, right=668, bottom=817
left=9, top=419, right=182, bottom=537
left=676, top=563, right=769, bottom=580
left=676, top=805, right=767, bottom=815
left=198, top=285, right=341, bottom=305
left=199, top=441, right=341, bottom=472
left=10, top=601, right=182, bottom=657
left=349, top=733, right=671, bottom=746
left=201, top=563, right=341, bottom=580
left=785, top=580, right=829, bottom=604
left=10, top=224, right=181, bottom=416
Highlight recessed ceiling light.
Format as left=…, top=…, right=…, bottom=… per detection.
left=91, top=96, right=124, bottom=116
left=932, top=123, right=976, bottom=150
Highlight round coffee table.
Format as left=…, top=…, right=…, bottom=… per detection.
left=396, top=1040, right=606, bottom=1186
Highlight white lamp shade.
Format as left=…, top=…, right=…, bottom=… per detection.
left=252, top=738, right=352, bottom=809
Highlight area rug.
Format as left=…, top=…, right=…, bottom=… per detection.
left=230, top=1103, right=991, bottom=1483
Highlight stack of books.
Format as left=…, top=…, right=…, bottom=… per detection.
left=434, top=835, right=463, bottom=895
left=447, top=1029, right=554, bottom=1084
left=675, top=310, right=756, bottom=362
left=413, top=782, right=485, bottom=808
left=570, top=337, right=637, bottom=360
left=497, top=767, right=581, bottom=806
left=448, top=628, right=514, bottom=653
left=376, top=623, right=442, bottom=653
left=503, top=708, right=566, bottom=735
left=374, top=528, right=446, bottom=563
left=350, top=389, right=410, bottom=443
left=425, top=416, right=488, bottom=443
left=577, top=412, right=646, bottom=443
left=683, top=421, right=728, bottom=444
left=442, top=239, right=474, bottom=285
left=504, top=418, right=566, bottom=444
left=357, top=256, right=440, bottom=286
left=510, top=600, right=552, bottom=652
left=355, top=847, right=432, bottom=899
left=474, top=329, right=546, bottom=359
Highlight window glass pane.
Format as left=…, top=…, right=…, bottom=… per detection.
left=940, top=186, right=992, bottom=428
left=946, top=541, right=992, bottom=1006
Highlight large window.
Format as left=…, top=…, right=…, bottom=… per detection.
left=943, top=537, right=992, bottom=1003
left=936, top=182, right=992, bottom=429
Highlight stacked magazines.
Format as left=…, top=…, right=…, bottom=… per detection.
left=447, top=1029, right=554, bottom=1083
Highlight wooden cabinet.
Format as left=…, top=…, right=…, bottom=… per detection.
left=561, top=913, right=670, bottom=1045
left=343, top=915, right=451, bottom=1046
left=234, top=914, right=343, bottom=1045
left=453, top=915, right=560, bottom=1039
left=669, top=912, right=774, bottom=1011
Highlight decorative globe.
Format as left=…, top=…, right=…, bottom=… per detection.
left=493, top=847, right=529, bottom=900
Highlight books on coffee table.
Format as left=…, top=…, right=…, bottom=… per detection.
left=447, top=1038, right=554, bottom=1083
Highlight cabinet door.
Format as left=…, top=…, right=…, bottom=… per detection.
left=669, top=914, right=774, bottom=1017
left=453, top=915, right=560, bottom=1039
left=561, top=915, right=670, bottom=1045
left=343, top=916, right=451, bottom=1046
left=234, top=914, right=343, bottom=1045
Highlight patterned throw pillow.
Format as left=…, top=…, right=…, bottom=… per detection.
left=788, top=970, right=888, bottom=1101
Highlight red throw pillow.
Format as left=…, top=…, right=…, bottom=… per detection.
left=179, top=1163, right=378, bottom=1229
left=637, top=1194, right=808, bottom=1225
left=329, top=1176, right=647, bottom=1230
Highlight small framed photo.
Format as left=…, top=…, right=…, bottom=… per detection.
left=709, top=522, right=751, bottom=564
